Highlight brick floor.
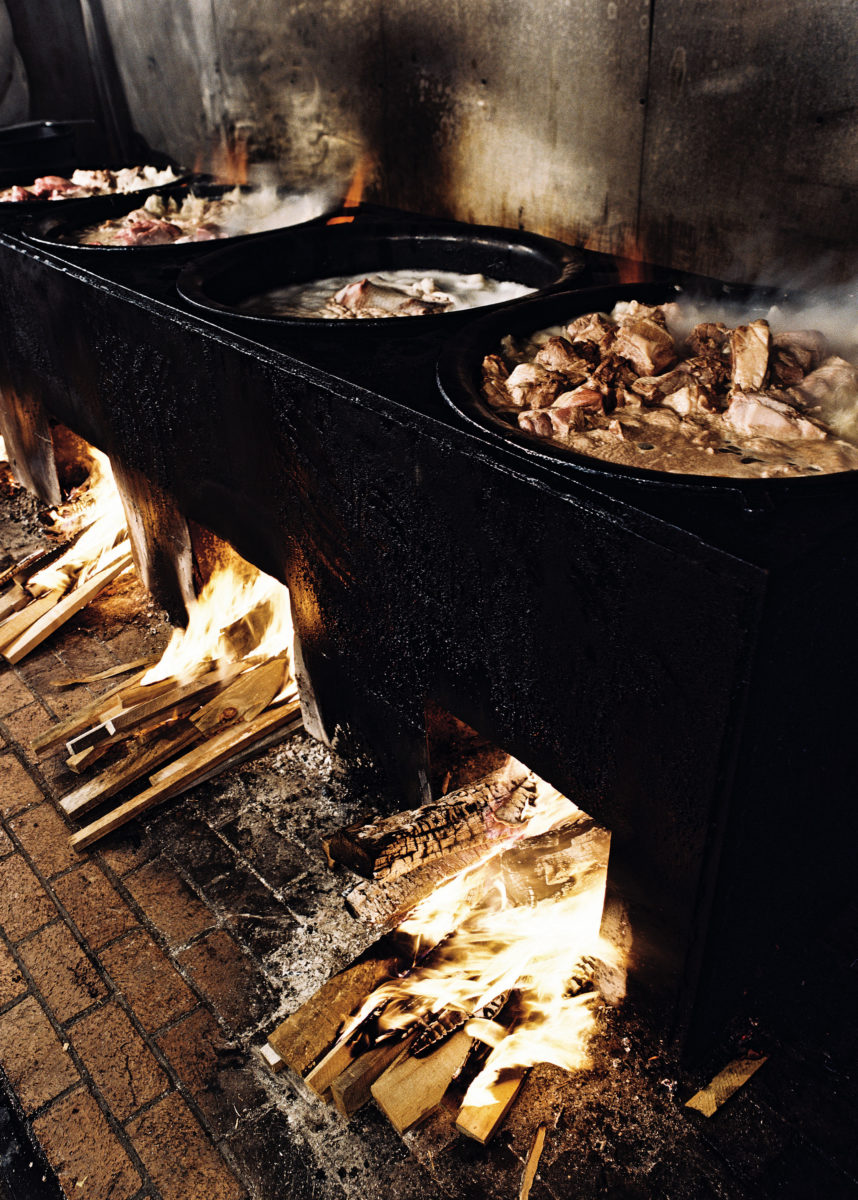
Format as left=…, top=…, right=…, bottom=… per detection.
left=0, top=823, right=14, bottom=858
left=0, top=996, right=78, bottom=1110
left=8, top=802, right=78, bottom=878
left=53, top=860, right=138, bottom=949
left=124, top=858, right=215, bottom=948
left=33, top=1086, right=141, bottom=1200
left=156, top=1007, right=268, bottom=1137
left=17, top=921, right=106, bottom=1023
left=70, top=1000, right=168, bottom=1121
left=0, top=855, right=55, bottom=940
left=0, top=751, right=44, bottom=817
left=1, top=702, right=57, bottom=763
left=100, top=929, right=196, bottom=1033
left=178, top=930, right=273, bottom=1038
left=126, top=1092, right=246, bottom=1200
left=0, top=671, right=35, bottom=716
left=0, top=939, right=26, bottom=1009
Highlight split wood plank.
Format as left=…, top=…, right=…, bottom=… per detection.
left=330, top=1033, right=417, bottom=1117
left=0, top=584, right=29, bottom=622
left=455, top=1069, right=527, bottom=1143
left=3, top=549, right=133, bottom=663
left=324, top=767, right=538, bottom=881
left=684, top=1055, right=767, bottom=1117
left=31, top=669, right=151, bottom=755
left=66, top=740, right=118, bottom=773
left=519, top=1124, right=547, bottom=1200
left=371, top=1029, right=473, bottom=1134
left=191, top=656, right=288, bottom=736
left=104, top=663, right=243, bottom=735
left=60, top=721, right=202, bottom=817
left=70, top=698, right=302, bottom=849
left=267, top=947, right=400, bottom=1077
left=0, top=587, right=65, bottom=654
left=304, top=1037, right=359, bottom=1096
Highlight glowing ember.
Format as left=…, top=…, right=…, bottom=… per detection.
left=142, top=554, right=294, bottom=687
left=28, top=449, right=130, bottom=596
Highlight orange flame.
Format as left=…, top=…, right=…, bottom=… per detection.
left=142, top=554, right=294, bottom=689
left=333, top=778, right=621, bottom=1102
left=28, top=450, right=129, bottom=596
left=328, top=154, right=372, bottom=225
left=614, top=228, right=650, bottom=285
left=203, top=132, right=250, bottom=186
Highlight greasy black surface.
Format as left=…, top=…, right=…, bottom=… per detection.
left=0, top=208, right=855, bottom=1060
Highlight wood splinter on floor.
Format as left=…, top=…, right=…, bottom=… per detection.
left=519, top=1123, right=548, bottom=1200
left=684, top=1054, right=768, bottom=1117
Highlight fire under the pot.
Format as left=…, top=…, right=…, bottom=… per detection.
left=272, top=718, right=620, bottom=1146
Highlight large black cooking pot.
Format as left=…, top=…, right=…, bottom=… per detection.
left=436, top=280, right=858, bottom=516
left=176, top=217, right=585, bottom=335
left=22, top=180, right=338, bottom=261
left=0, top=120, right=80, bottom=184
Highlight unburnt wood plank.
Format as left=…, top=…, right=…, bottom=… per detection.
left=455, top=1068, right=527, bottom=1143
left=60, top=721, right=201, bottom=817
left=0, top=587, right=66, bottom=654
left=69, top=699, right=302, bottom=849
left=267, top=947, right=399, bottom=1076
left=104, top=663, right=242, bottom=734
left=371, top=1029, right=473, bottom=1134
left=331, top=1033, right=417, bottom=1117
left=191, top=656, right=289, bottom=736
left=32, top=670, right=149, bottom=755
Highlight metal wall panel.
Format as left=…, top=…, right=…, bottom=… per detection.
left=97, top=0, right=650, bottom=255
left=639, top=0, right=858, bottom=280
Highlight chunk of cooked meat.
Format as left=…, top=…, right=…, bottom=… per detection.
left=534, top=336, right=591, bottom=383
left=31, top=175, right=80, bottom=197
left=505, top=363, right=563, bottom=408
left=729, top=320, right=771, bottom=391
left=566, top=312, right=616, bottom=359
left=0, top=185, right=33, bottom=202
left=725, top=391, right=826, bottom=440
left=686, top=322, right=729, bottom=357
left=789, top=356, right=858, bottom=416
left=518, top=387, right=603, bottom=437
left=661, top=378, right=714, bottom=416
left=770, top=329, right=829, bottom=386
left=630, top=367, right=691, bottom=405
left=615, top=300, right=668, bottom=328
left=613, top=318, right=678, bottom=376
left=116, top=218, right=183, bottom=246
left=481, top=354, right=511, bottom=408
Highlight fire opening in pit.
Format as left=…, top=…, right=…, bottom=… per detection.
left=275, top=714, right=620, bottom=1145
left=0, top=445, right=132, bottom=664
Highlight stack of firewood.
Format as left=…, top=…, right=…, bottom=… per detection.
left=0, top=536, right=133, bottom=665
left=266, top=767, right=611, bottom=1145
left=35, top=653, right=301, bottom=850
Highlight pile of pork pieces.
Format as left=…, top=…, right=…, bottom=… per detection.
left=482, top=301, right=858, bottom=451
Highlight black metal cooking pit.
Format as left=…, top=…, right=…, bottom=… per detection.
left=22, top=181, right=344, bottom=261
left=0, top=204, right=854, bottom=1063
left=177, top=216, right=584, bottom=334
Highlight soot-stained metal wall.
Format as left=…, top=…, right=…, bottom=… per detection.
left=62, top=0, right=858, bottom=279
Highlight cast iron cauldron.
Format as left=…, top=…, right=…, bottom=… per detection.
left=176, top=217, right=586, bottom=335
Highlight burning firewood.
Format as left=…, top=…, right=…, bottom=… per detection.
left=323, top=763, right=541, bottom=881
left=0, top=450, right=134, bottom=663
left=44, top=549, right=302, bottom=850
left=266, top=791, right=616, bottom=1147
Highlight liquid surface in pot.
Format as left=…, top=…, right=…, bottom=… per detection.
left=482, top=299, right=858, bottom=478
left=241, top=269, right=535, bottom=320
